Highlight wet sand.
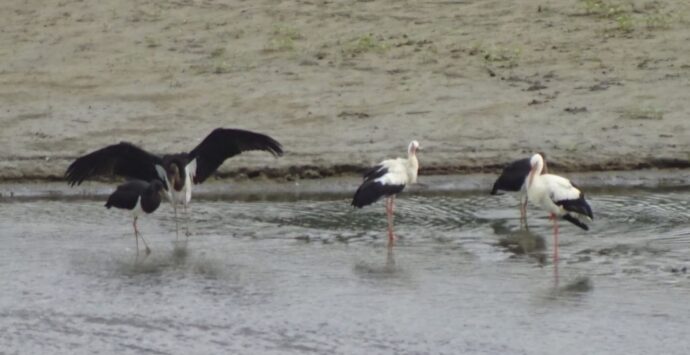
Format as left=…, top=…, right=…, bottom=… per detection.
left=1, top=0, right=689, bottom=181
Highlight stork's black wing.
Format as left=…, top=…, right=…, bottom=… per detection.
left=557, top=190, right=594, bottom=220
left=491, top=157, right=531, bottom=194
left=188, top=128, right=283, bottom=183
left=65, top=142, right=163, bottom=186
left=362, top=164, right=386, bottom=181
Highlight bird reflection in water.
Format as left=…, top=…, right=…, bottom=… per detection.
left=543, top=276, right=594, bottom=302
left=494, top=224, right=547, bottom=265
left=171, top=240, right=190, bottom=265
left=353, top=246, right=399, bottom=279
left=494, top=223, right=595, bottom=291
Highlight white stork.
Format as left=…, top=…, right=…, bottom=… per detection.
left=104, top=179, right=166, bottom=256
left=66, top=128, right=283, bottom=238
left=525, top=153, right=593, bottom=262
left=351, top=140, right=420, bottom=245
left=491, top=154, right=548, bottom=228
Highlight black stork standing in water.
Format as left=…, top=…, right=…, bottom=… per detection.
left=524, top=153, right=593, bottom=263
left=352, top=140, right=420, bottom=246
left=105, top=179, right=166, bottom=256
left=491, top=154, right=548, bottom=228
left=66, top=128, right=283, bottom=237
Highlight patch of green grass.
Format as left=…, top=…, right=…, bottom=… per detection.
left=418, top=44, right=440, bottom=65
left=265, top=26, right=302, bottom=52
left=144, top=36, right=160, bottom=48
left=581, top=0, right=626, bottom=18
left=212, top=61, right=232, bottom=74
left=209, top=47, right=226, bottom=58
left=341, top=34, right=389, bottom=58
left=483, top=47, right=521, bottom=64
left=581, top=0, right=676, bottom=33
left=191, top=47, right=232, bottom=74
left=619, top=106, right=664, bottom=120
left=191, top=61, right=232, bottom=75
left=615, top=14, right=634, bottom=32
left=644, top=11, right=673, bottom=29
left=475, top=44, right=521, bottom=68
left=466, top=42, right=521, bottom=68
left=191, top=52, right=257, bottom=76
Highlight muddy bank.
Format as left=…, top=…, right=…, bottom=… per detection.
left=1, top=156, right=689, bottom=183
left=2, top=169, right=689, bottom=202
left=1, top=0, right=688, bottom=181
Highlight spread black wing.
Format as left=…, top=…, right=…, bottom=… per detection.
left=491, top=157, right=531, bottom=194
left=188, top=128, right=283, bottom=184
left=65, top=142, right=164, bottom=186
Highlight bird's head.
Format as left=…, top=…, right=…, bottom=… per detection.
left=165, top=161, right=186, bottom=191
left=167, top=163, right=179, bottom=180
left=530, top=153, right=542, bottom=167
left=537, top=151, right=548, bottom=174
left=527, top=153, right=545, bottom=187
left=408, top=140, right=420, bottom=156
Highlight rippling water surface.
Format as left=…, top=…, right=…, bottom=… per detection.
left=1, top=188, right=689, bottom=354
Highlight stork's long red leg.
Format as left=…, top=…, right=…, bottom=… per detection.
left=390, top=195, right=396, bottom=243
left=550, top=213, right=559, bottom=263
left=386, top=197, right=395, bottom=245
left=553, top=254, right=560, bottom=287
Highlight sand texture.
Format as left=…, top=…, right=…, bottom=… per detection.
left=1, top=0, right=688, bottom=181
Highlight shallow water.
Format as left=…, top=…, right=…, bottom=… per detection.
left=1, top=188, right=689, bottom=354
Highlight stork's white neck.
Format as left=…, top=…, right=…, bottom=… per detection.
left=527, top=154, right=545, bottom=188
left=533, top=157, right=544, bottom=176
left=407, top=153, right=419, bottom=184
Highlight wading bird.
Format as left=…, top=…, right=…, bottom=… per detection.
left=105, top=179, right=166, bottom=256
left=491, top=154, right=548, bottom=227
left=66, top=128, right=283, bottom=236
left=351, top=140, right=420, bottom=246
left=525, top=153, right=592, bottom=262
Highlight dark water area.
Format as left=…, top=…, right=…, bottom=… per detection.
left=1, top=187, right=689, bottom=354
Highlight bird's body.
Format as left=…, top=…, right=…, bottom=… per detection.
left=105, top=180, right=163, bottom=214
left=352, top=141, right=420, bottom=245
left=527, top=174, right=590, bottom=223
left=67, top=128, right=283, bottom=237
left=492, top=155, right=547, bottom=227
left=525, top=154, right=592, bottom=262
left=105, top=179, right=165, bottom=255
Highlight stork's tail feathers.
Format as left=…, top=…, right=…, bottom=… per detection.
left=490, top=182, right=500, bottom=195
left=559, top=195, right=594, bottom=220
left=351, top=181, right=404, bottom=208
left=562, top=214, right=589, bottom=231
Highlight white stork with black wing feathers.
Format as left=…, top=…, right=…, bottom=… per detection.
left=491, top=154, right=548, bottom=227
left=66, top=128, right=283, bottom=237
left=352, top=140, right=420, bottom=245
left=525, top=153, right=593, bottom=262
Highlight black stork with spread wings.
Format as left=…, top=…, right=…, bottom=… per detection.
left=66, top=128, right=283, bottom=236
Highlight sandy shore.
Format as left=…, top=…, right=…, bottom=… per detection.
left=1, top=0, right=688, bottom=182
